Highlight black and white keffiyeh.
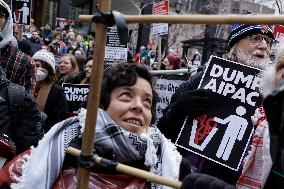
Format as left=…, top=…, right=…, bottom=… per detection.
left=12, top=108, right=181, bottom=189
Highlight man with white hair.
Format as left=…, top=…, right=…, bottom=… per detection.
left=157, top=24, right=274, bottom=187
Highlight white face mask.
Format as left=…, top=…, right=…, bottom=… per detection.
left=36, top=68, right=48, bottom=82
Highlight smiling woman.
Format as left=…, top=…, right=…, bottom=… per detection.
left=100, top=63, right=158, bottom=132
left=56, top=54, right=80, bottom=85
left=0, top=63, right=191, bottom=188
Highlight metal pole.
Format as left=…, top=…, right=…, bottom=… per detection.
left=79, top=14, right=284, bottom=24
left=76, top=0, right=111, bottom=189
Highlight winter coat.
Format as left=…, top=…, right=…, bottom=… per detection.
left=43, top=84, right=68, bottom=132
left=56, top=72, right=79, bottom=86
left=28, top=38, right=43, bottom=55
left=263, top=85, right=284, bottom=189
left=0, top=78, right=44, bottom=154
left=40, top=29, right=52, bottom=41
left=0, top=42, right=36, bottom=94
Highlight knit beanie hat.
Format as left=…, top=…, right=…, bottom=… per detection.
left=166, top=55, right=181, bottom=70
left=32, top=50, right=56, bottom=71
left=227, top=24, right=274, bottom=50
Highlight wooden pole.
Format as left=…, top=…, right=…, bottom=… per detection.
left=79, top=14, right=284, bottom=24
left=76, top=0, right=111, bottom=189
left=158, top=36, right=162, bottom=69
left=67, top=147, right=182, bottom=189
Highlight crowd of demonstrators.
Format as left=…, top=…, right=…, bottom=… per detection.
left=1, top=0, right=284, bottom=187
left=32, top=50, right=68, bottom=132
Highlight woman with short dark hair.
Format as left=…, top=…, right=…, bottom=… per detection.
left=4, top=63, right=191, bottom=188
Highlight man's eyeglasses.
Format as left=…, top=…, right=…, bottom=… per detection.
left=247, top=34, right=273, bottom=47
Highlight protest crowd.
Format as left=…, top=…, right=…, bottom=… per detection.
left=1, top=0, right=284, bottom=188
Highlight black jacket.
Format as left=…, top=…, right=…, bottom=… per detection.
left=263, top=84, right=284, bottom=189
left=157, top=71, right=240, bottom=185
left=44, top=84, right=68, bottom=132
left=0, top=79, right=44, bottom=154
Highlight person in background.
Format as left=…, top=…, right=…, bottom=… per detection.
left=32, top=50, right=68, bottom=132
left=74, top=54, right=87, bottom=72
left=66, top=31, right=76, bottom=48
left=50, top=32, right=67, bottom=56
left=18, top=40, right=33, bottom=56
left=40, top=24, right=52, bottom=41
left=255, top=46, right=284, bottom=188
left=86, top=39, right=94, bottom=58
left=133, top=46, right=145, bottom=63
left=160, top=55, right=181, bottom=70
left=56, top=54, right=79, bottom=85
left=0, top=0, right=36, bottom=93
left=27, top=30, right=43, bottom=55
left=69, top=57, right=93, bottom=84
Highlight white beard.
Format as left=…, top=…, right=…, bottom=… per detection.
left=259, top=64, right=277, bottom=98
left=235, top=48, right=270, bottom=70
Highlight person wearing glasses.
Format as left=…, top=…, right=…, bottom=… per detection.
left=0, top=0, right=36, bottom=94
left=157, top=24, right=274, bottom=188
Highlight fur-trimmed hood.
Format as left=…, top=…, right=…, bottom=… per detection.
left=0, top=0, right=15, bottom=48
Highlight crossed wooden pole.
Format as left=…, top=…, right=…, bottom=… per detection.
left=67, top=1, right=284, bottom=188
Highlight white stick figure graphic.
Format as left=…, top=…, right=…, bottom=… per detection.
left=19, top=3, right=29, bottom=24
left=214, top=106, right=248, bottom=161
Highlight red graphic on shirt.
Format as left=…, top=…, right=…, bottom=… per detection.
left=194, top=114, right=218, bottom=144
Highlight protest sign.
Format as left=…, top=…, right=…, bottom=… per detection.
left=105, top=27, right=128, bottom=63
left=11, top=0, right=31, bottom=25
left=176, top=56, right=262, bottom=170
left=152, top=0, right=169, bottom=36
left=154, top=78, right=184, bottom=123
left=62, top=83, right=89, bottom=116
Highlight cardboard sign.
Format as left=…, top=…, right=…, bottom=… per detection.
left=62, top=83, right=89, bottom=116
left=176, top=56, right=262, bottom=171
left=154, top=78, right=184, bottom=123
left=105, top=27, right=128, bottom=63
left=11, top=0, right=32, bottom=25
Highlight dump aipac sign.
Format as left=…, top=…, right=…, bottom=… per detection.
left=176, top=56, right=262, bottom=171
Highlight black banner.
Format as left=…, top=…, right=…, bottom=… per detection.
left=176, top=56, right=262, bottom=171
left=62, top=83, right=89, bottom=116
